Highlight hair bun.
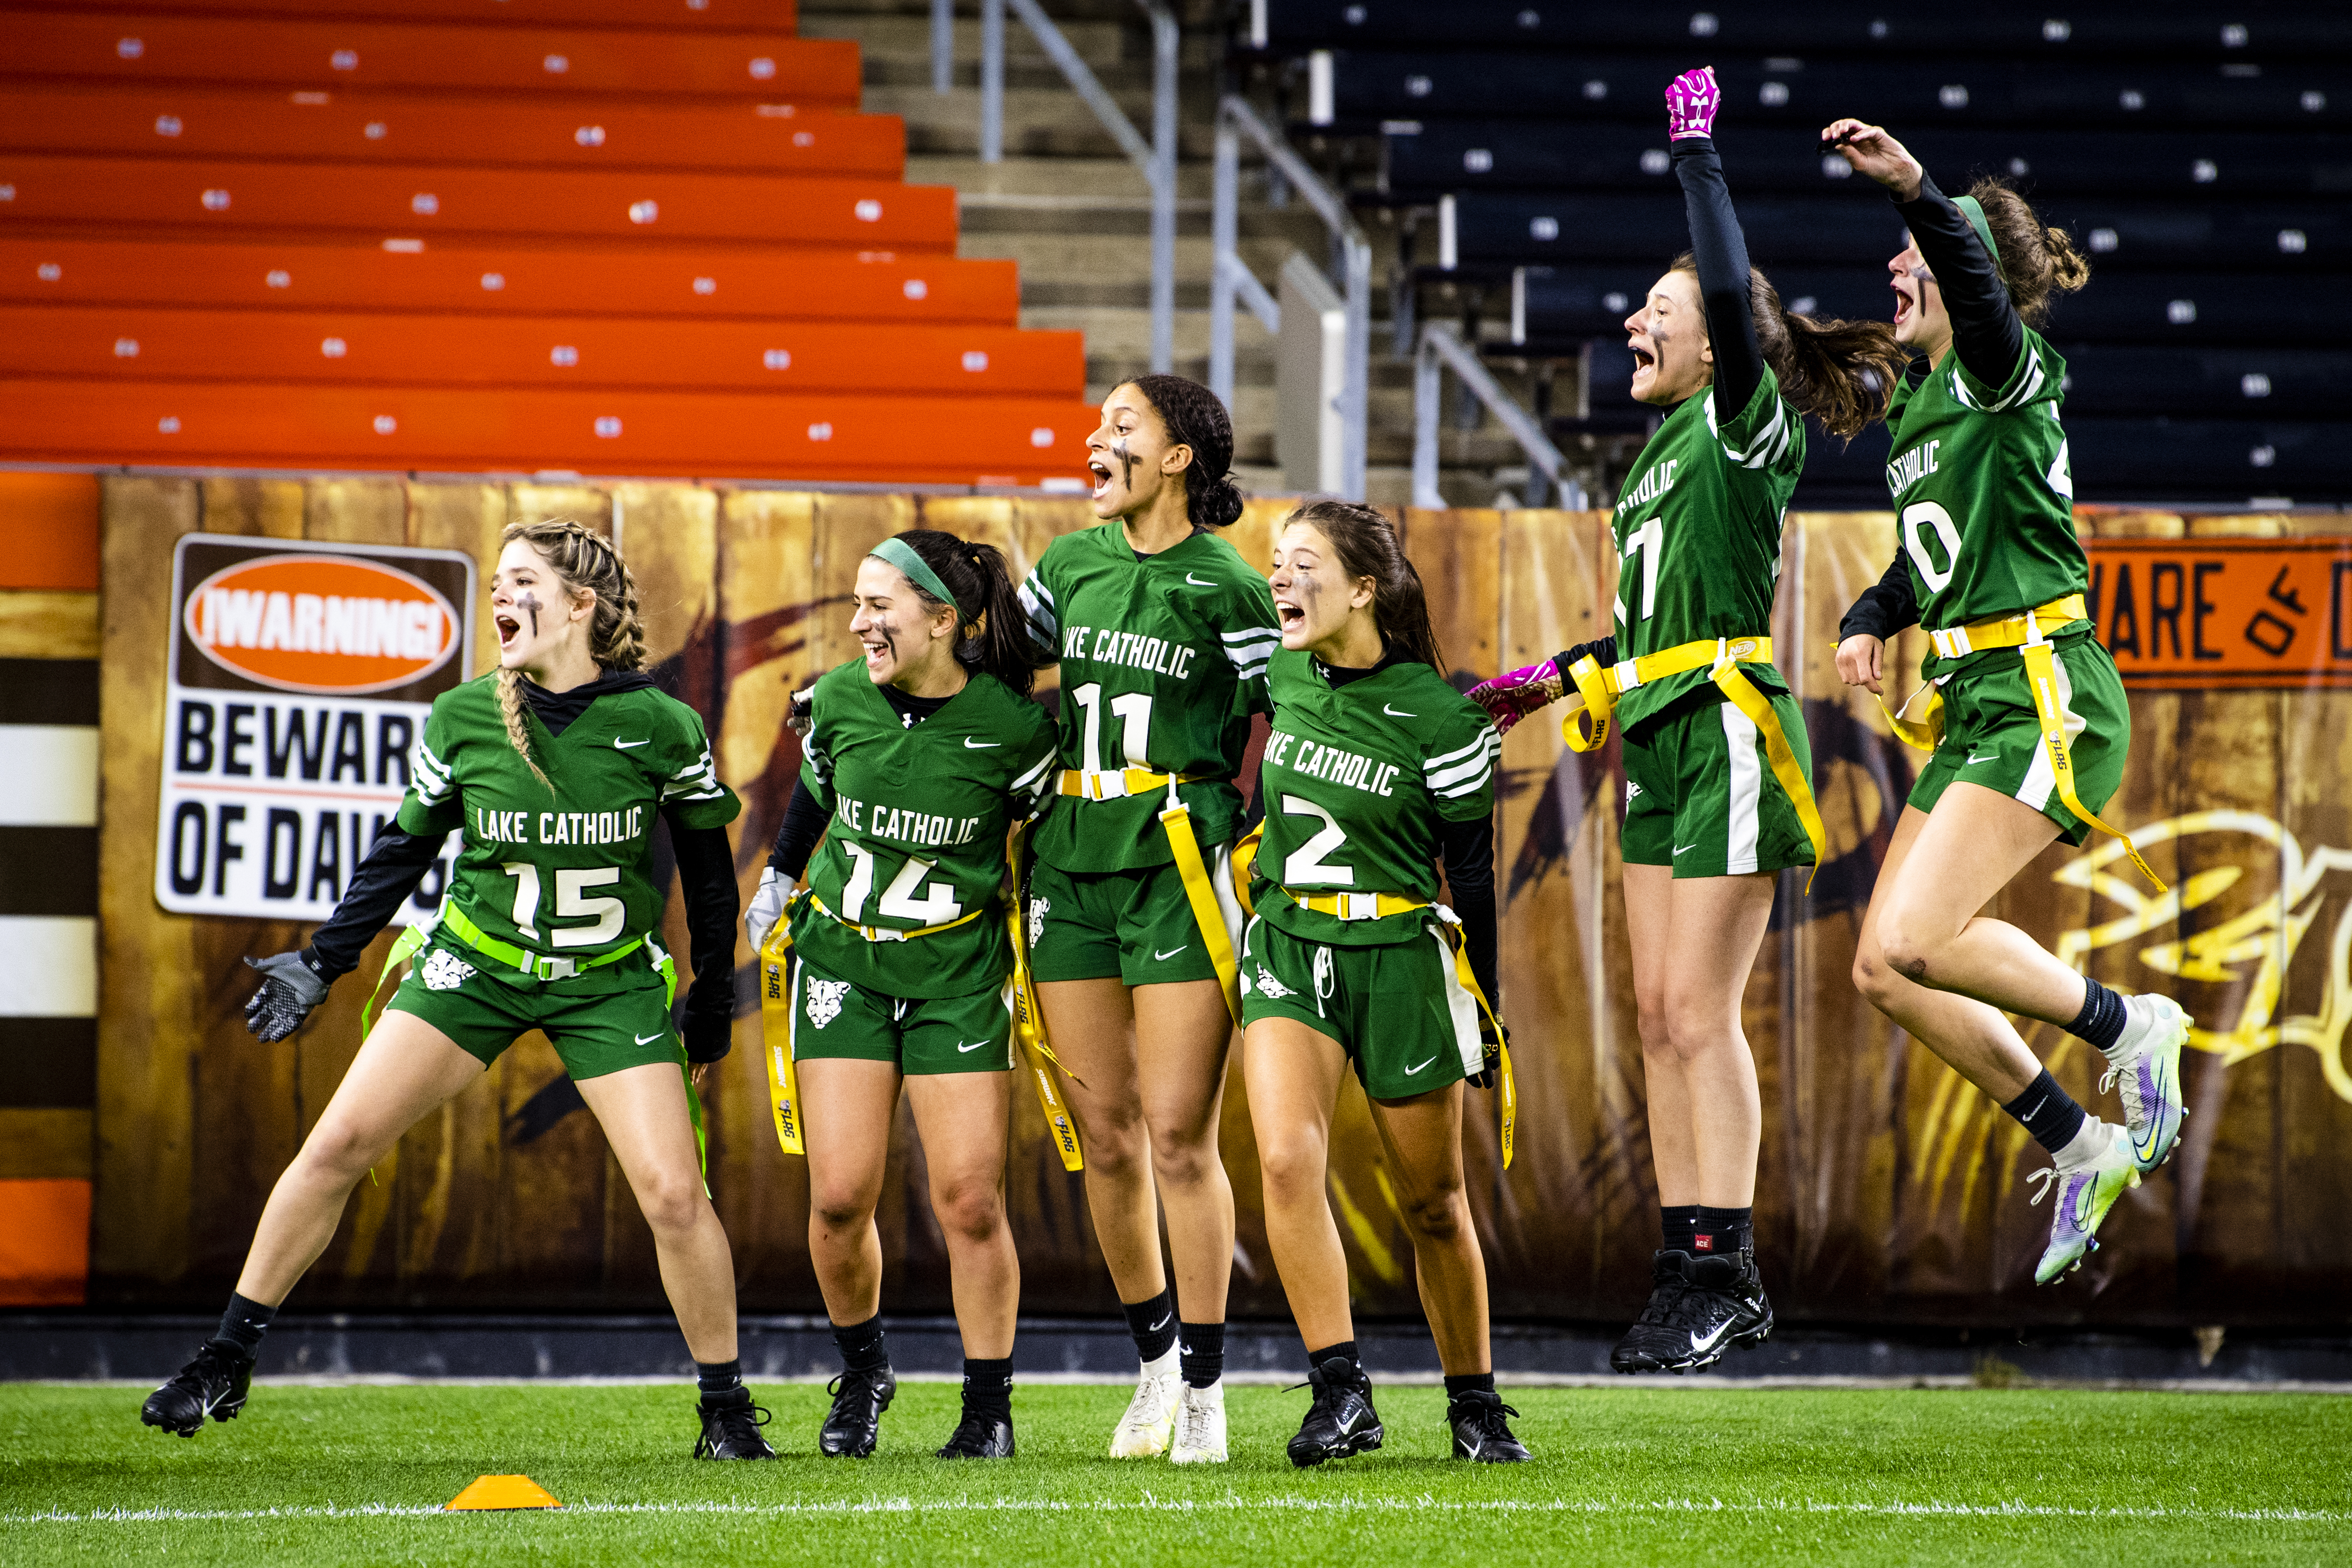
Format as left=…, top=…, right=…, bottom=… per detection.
left=1202, top=474, right=1246, bottom=531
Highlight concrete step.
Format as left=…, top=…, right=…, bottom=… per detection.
left=868, top=84, right=1227, bottom=161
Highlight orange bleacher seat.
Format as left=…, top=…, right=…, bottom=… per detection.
left=0, top=155, right=956, bottom=249
left=0, top=86, right=903, bottom=177
left=0, top=12, right=856, bottom=101
left=36, top=2, right=801, bottom=28
left=0, top=378, right=1098, bottom=485
left=0, top=306, right=1086, bottom=397
left=0, top=237, right=1020, bottom=323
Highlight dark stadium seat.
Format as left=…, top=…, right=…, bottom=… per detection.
left=0, top=11, right=858, bottom=101
left=0, top=85, right=904, bottom=177
left=1387, top=121, right=2352, bottom=201
left=1263, top=1, right=2352, bottom=61
left=1445, top=191, right=2345, bottom=270
left=1323, top=51, right=2350, bottom=132
left=0, top=237, right=1021, bottom=324
left=0, top=378, right=1096, bottom=483
left=0, top=306, right=1084, bottom=397
left=0, top=155, right=956, bottom=249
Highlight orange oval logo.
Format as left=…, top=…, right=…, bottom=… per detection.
left=183, top=553, right=459, bottom=694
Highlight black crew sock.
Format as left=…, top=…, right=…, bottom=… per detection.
left=1443, top=1371, right=1495, bottom=1401
left=214, top=1293, right=275, bottom=1357
left=2002, top=1068, right=2090, bottom=1157
left=961, top=1357, right=1014, bottom=1419
left=696, top=1359, right=744, bottom=1400
left=1661, top=1204, right=1701, bottom=1255
left=1178, top=1321, right=1225, bottom=1389
left=1307, top=1339, right=1361, bottom=1375
left=2069, top=976, right=2129, bottom=1053
left=832, top=1314, right=890, bottom=1374
left=1691, top=1206, right=1753, bottom=1259
left=1122, top=1288, right=1179, bottom=1364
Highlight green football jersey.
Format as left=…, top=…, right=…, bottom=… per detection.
left=396, top=674, right=739, bottom=991
left=1609, top=368, right=1806, bottom=730
left=1253, top=648, right=1500, bottom=949
left=789, top=660, right=1059, bottom=997
left=1884, top=326, right=2088, bottom=677
left=1018, top=522, right=1281, bottom=874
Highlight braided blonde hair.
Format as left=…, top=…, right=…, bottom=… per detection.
left=494, top=518, right=647, bottom=794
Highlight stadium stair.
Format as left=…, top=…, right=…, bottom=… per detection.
left=0, top=0, right=1095, bottom=485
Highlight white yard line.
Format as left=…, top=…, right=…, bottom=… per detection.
left=25, top=1375, right=2352, bottom=1393
left=8, top=1497, right=2348, bottom=1527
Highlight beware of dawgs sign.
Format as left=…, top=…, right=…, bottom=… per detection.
left=156, top=534, right=476, bottom=921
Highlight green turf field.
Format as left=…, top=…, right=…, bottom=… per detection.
left=3, top=1380, right=2347, bottom=1565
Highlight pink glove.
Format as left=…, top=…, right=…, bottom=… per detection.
left=1465, top=658, right=1564, bottom=737
left=1666, top=65, right=1720, bottom=141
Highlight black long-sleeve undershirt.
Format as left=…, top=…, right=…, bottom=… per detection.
left=1894, top=172, right=2023, bottom=393
left=1838, top=544, right=1922, bottom=644
left=1672, top=136, right=1764, bottom=424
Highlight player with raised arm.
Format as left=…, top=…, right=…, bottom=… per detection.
left=1243, top=501, right=1522, bottom=1467
left=742, top=530, right=1057, bottom=1461
left=1821, top=118, right=2190, bottom=1283
left=1016, top=375, right=1276, bottom=1464
left=141, top=520, right=764, bottom=1458
left=1468, top=70, right=1906, bottom=1374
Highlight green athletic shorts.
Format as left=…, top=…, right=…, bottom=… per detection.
left=383, top=934, right=684, bottom=1080
left=1025, top=851, right=1240, bottom=988
left=1237, top=915, right=1484, bottom=1100
left=784, top=951, right=1014, bottom=1074
left=1621, top=687, right=1817, bottom=879
left=1909, top=632, right=2129, bottom=847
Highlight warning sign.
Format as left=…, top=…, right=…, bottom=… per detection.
left=2085, top=537, right=2352, bottom=691
left=156, top=533, right=476, bottom=920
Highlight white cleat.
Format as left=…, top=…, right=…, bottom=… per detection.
left=1108, top=1365, right=1181, bottom=1458
left=2101, top=992, right=2191, bottom=1173
left=1168, top=1380, right=1228, bottom=1464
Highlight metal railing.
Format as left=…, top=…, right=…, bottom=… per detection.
left=954, top=0, right=1177, bottom=376
left=1413, top=322, right=1577, bottom=511
left=1210, top=95, right=1370, bottom=501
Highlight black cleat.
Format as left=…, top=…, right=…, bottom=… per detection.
left=1447, top=1388, right=1531, bottom=1462
left=141, top=1340, right=253, bottom=1437
left=819, top=1366, right=896, bottom=1458
left=935, top=1410, right=1015, bottom=1458
left=693, top=1389, right=778, bottom=1459
left=1613, top=1249, right=1772, bottom=1374
left=1285, top=1356, right=1383, bottom=1467
left=1610, top=1250, right=1694, bottom=1374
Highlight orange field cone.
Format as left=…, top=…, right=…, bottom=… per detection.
left=443, top=1474, right=563, bottom=1512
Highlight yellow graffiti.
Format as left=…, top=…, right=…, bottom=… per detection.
left=2053, top=810, right=2352, bottom=1101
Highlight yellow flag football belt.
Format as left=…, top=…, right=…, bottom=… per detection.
left=1872, top=594, right=2163, bottom=893
left=1563, top=635, right=1827, bottom=893
left=1060, top=765, right=1252, bottom=1026
left=802, top=889, right=983, bottom=943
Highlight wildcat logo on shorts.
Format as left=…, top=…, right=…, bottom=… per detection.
left=421, top=948, right=475, bottom=992
left=1254, top=966, right=1294, bottom=1000
left=1028, top=896, right=1049, bottom=947
left=806, top=977, right=851, bottom=1029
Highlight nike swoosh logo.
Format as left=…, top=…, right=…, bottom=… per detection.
left=1154, top=945, right=1188, bottom=960
left=964, top=738, right=1001, bottom=748
left=956, top=1039, right=991, bottom=1053
left=1689, top=1320, right=1735, bottom=1355
left=1149, top=1312, right=1171, bottom=1332
left=634, top=1030, right=665, bottom=1045
left=1672, top=843, right=1698, bottom=856
left=1382, top=703, right=1416, bottom=717
left=1185, top=573, right=1215, bottom=586
left=615, top=738, right=650, bottom=749
left=1964, top=752, right=1996, bottom=765
left=1406, top=1054, right=1438, bottom=1074
left=1464, top=1437, right=1482, bottom=1459
left=1335, top=1411, right=1360, bottom=1435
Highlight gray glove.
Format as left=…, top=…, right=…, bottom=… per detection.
left=786, top=684, right=816, bottom=737
left=745, top=865, right=788, bottom=956
left=243, top=951, right=329, bottom=1043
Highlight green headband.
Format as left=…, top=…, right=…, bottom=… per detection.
left=868, top=536, right=963, bottom=620
left=1953, top=195, right=2002, bottom=266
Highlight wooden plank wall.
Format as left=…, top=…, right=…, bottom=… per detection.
left=89, top=482, right=2352, bottom=1326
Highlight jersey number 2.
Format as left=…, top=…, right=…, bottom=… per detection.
left=501, top=862, right=626, bottom=948
left=1280, top=796, right=1354, bottom=886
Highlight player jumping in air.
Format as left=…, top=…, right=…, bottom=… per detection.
left=1015, top=375, right=1277, bottom=1464
left=141, top=520, right=764, bottom=1457
left=1822, top=118, right=2191, bottom=1282
left=743, top=530, right=1057, bottom=1460
left=1244, top=501, right=1521, bottom=1466
left=1469, top=70, right=1906, bottom=1373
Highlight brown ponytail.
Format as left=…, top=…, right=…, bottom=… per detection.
left=1672, top=253, right=1909, bottom=443
left=1282, top=501, right=1445, bottom=676
left=1963, top=176, right=2092, bottom=327
left=493, top=516, right=649, bottom=794
left=876, top=528, right=1045, bottom=697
